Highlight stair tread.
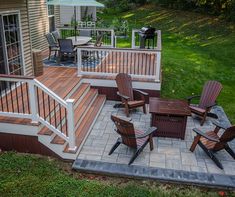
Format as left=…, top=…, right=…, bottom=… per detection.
left=64, top=95, right=106, bottom=153
left=70, top=83, right=90, bottom=103
left=74, top=88, right=98, bottom=126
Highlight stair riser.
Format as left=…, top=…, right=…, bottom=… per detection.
left=76, top=98, right=106, bottom=155
left=74, top=91, right=98, bottom=131
left=74, top=85, right=91, bottom=109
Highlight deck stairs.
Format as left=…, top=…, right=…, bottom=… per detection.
left=0, top=67, right=106, bottom=160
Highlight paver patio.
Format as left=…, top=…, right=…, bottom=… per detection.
left=77, top=101, right=235, bottom=176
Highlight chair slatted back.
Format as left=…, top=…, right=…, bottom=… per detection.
left=219, top=126, right=235, bottom=143
left=116, top=73, right=134, bottom=102
left=94, top=33, right=103, bottom=47
left=199, top=81, right=223, bottom=109
left=58, top=39, right=74, bottom=53
left=111, top=115, right=137, bottom=148
left=52, top=31, right=60, bottom=43
left=45, top=33, right=57, bottom=47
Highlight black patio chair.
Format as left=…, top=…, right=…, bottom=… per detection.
left=45, top=33, right=59, bottom=60
left=52, top=30, right=61, bottom=43
left=58, top=39, right=77, bottom=63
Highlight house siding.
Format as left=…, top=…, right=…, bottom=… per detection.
left=0, top=0, right=33, bottom=76
left=28, top=1, right=60, bottom=52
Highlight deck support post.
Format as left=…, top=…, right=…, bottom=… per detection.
left=28, top=80, right=38, bottom=123
left=131, top=30, right=135, bottom=49
left=77, top=49, right=82, bottom=77
left=66, top=99, right=77, bottom=151
left=111, top=29, right=115, bottom=48
left=155, top=51, right=161, bottom=82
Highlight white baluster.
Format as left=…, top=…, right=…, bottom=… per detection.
left=77, top=48, right=82, bottom=77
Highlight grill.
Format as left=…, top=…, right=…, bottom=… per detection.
left=138, top=27, right=156, bottom=49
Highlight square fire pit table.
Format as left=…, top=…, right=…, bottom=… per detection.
left=149, top=97, right=191, bottom=140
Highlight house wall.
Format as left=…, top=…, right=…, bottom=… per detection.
left=0, top=0, right=33, bottom=76
left=27, top=1, right=60, bottom=52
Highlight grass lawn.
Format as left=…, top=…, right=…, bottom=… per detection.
left=1, top=152, right=234, bottom=197
left=99, top=4, right=235, bottom=123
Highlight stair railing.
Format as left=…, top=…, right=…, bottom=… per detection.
left=0, top=75, right=77, bottom=151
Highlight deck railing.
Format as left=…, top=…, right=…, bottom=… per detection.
left=0, top=75, right=77, bottom=151
left=58, top=27, right=115, bottom=47
left=76, top=46, right=161, bottom=82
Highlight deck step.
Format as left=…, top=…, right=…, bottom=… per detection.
left=70, top=83, right=90, bottom=106
left=49, top=88, right=98, bottom=145
left=74, top=88, right=98, bottom=127
left=64, top=95, right=106, bottom=153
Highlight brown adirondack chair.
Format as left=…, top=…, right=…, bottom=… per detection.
left=116, top=73, right=148, bottom=117
left=187, top=81, right=222, bottom=125
left=190, top=121, right=235, bottom=169
left=109, top=115, right=157, bottom=165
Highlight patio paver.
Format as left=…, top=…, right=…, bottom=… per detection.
left=73, top=100, right=235, bottom=188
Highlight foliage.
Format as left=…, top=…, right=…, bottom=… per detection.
left=0, top=152, right=232, bottom=196
left=110, top=18, right=130, bottom=36
left=100, top=0, right=235, bottom=21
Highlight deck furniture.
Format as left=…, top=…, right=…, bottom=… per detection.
left=66, top=36, right=92, bottom=46
left=109, top=115, right=157, bottom=165
left=149, top=98, right=191, bottom=139
left=190, top=121, right=235, bottom=169
left=45, top=33, right=59, bottom=60
left=58, top=39, right=77, bottom=63
left=187, top=81, right=223, bottom=126
left=115, top=73, right=148, bottom=117
left=52, top=30, right=61, bottom=43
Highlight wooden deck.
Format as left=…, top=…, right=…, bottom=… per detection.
left=0, top=67, right=80, bottom=125
left=81, top=51, right=158, bottom=78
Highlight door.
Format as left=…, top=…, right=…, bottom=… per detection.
left=0, top=12, right=24, bottom=92
left=0, top=12, right=24, bottom=76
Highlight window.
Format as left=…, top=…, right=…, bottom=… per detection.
left=0, top=13, right=23, bottom=76
left=48, top=5, right=55, bottom=32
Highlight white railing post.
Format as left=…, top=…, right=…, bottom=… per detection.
left=111, top=29, right=115, bottom=48
left=131, top=30, right=135, bottom=49
left=155, top=51, right=161, bottom=82
left=66, top=99, right=77, bottom=151
left=77, top=48, right=82, bottom=77
left=28, top=80, right=38, bottom=123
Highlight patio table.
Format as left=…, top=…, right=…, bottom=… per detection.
left=149, top=97, right=191, bottom=140
left=66, top=36, right=92, bottom=46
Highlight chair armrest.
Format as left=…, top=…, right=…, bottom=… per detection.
left=133, top=89, right=149, bottom=96
left=205, top=102, right=217, bottom=109
left=192, top=128, right=220, bottom=142
left=187, top=95, right=200, bottom=104
left=212, top=120, right=229, bottom=130
left=136, top=127, right=157, bottom=139
left=117, top=92, right=130, bottom=101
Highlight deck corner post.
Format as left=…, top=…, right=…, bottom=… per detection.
left=111, top=29, right=115, bottom=48
left=28, top=80, right=38, bottom=123
left=77, top=48, right=82, bottom=77
left=131, top=30, right=135, bottom=49
left=155, top=51, right=161, bottom=82
left=66, top=99, right=77, bottom=151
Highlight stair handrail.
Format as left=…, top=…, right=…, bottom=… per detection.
left=0, top=75, right=77, bottom=151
